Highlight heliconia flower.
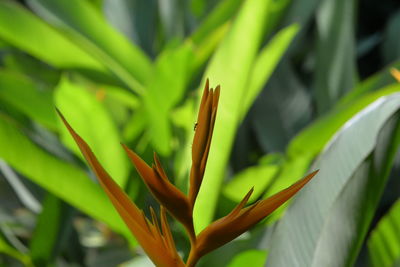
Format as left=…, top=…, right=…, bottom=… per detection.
left=57, top=110, right=185, bottom=267
left=391, top=68, right=400, bottom=82
left=122, top=146, right=196, bottom=241
left=57, top=80, right=318, bottom=267
left=191, top=170, right=318, bottom=261
left=189, top=79, right=220, bottom=206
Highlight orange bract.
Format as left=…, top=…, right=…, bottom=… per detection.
left=57, top=80, right=317, bottom=267
left=391, top=68, right=400, bottom=82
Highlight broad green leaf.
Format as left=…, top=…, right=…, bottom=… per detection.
left=28, top=0, right=152, bottom=93
left=227, top=249, right=268, bottom=267
left=0, top=116, right=130, bottom=240
left=266, top=92, right=400, bottom=267
left=0, top=1, right=107, bottom=73
left=3, top=52, right=60, bottom=88
left=101, top=85, right=140, bottom=109
left=0, top=71, right=57, bottom=130
left=190, top=0, right=244, bottom=44
left=314, top=0, right=357, bottom=113
left=123, top=106, right=147, bottom=142
left=368, top=199, right=400, bottom=267
left=193, top=0, right=298, bottom=231
left=100, top=85, right=140, bottom=127
left=261, top=84, right=400, bottom=223
left=223, top=161, right=280, bottom=203
left=339, top=60, right=400, bottom=106
left=55, top=76, right=129, bottom=186
left=288, top=84, right=400, bottom=158
left=261, top=151, right=315, bottom=223
left=242, top=24, right=300, bottom=117
left=191, top=22, right=230, bottom=79
left=193, top=0, right=271, bottom=231
left=144, top=44, right=194, bottom=155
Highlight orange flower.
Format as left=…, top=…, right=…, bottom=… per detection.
left=57, top=80, right=317, bottom=267
left=191, top=171, right=318, bottom=262
left=122, top=147, right=195, bottom=242
left=189, top=80, right=220, bottom=207
left=57, top=110, right=184, bottom=267
left=391, top=68, right=400, bottom=82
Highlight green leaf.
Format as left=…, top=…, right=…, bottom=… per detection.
left=314, top=0, right=357, bottom=113
left=192, top=0, right=299, bottom=231
left=250, top=61, right=312, bottom=152
left=103, top=0, right=157, bottom=56
left=288, top=84, right=400, bottom=158
left=28, top=0, right=152, bottom=93
left=0, top=116, right=131, bottom=240
left=261, top=151, right=315, bottom=223
left=0, top=233, right=33, bottom=267
left=190, top=23, right=230, bottom=79
left=190, top=0, right=244, bottom=44
left=339, top=61, right=400, bottom=106
left=266, top=92, right=400, bottom=267
left=144, top=44, right=194, bottom=155
left=0, top=70, right=57, bottom=130
left=242, top=24, right=300, bottom=117
left=158, top=0, right=185, bottom=40
left=368, top=199, right=400, bottom=267
left=29, top=194, right=66, bottom=266
left=3, top=52, right=61, bottom=87
left=223, top=159, right=280, bottom=203
left=261, top=84, right=400, bottom=223
left=227, top=249, right=268, bottom=267
left=55, top=76, right=129, bottom=186
left=122, top=106, right=147, bottom=142
left=0, top=1, right=107, bottom=73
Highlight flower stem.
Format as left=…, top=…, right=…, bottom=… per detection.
left=186, top=249, right=200, bottom=267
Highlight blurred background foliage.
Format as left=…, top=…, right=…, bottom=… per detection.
left=0, top=0, right=400, bottom=266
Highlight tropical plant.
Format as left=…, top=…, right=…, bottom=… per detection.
left=1, top=0, right=400, bottom=266
left=57, top=81, right=317, bottom=266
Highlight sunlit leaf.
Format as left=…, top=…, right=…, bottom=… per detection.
left=28, top=0, right=152, bottom=93
left=55, top=76, right=129, bottom=186
left=190, top=0, right=244, bottom=44
left=144, top=44, right=194, bottom=155
left=0, top=234, right=33, bottom=267
left=193, top=0, right=299, bottom=231
left=288, top=84, right=400, bottom=158
left=227, top=249, right=268, bottom=267
left=0, top=1, right=107, bottom=73
left=0, top=116, right=130, bottom=238
left=242, top=24, right=300, bottom=118
left=223, top=161, right=280, bottom=203
left=0, top=70, right=57, bottom=130
left=368, top=199, right=400, bottom=267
